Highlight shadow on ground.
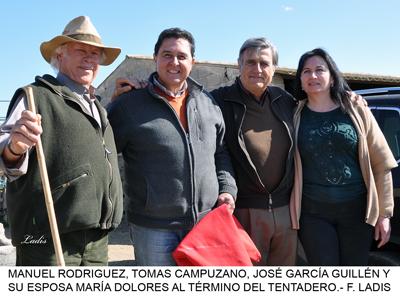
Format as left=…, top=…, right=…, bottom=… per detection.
left=0, top=216, right=136, bottom=266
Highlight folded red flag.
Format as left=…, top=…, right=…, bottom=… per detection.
left=172, top=204, right=261, bottom=266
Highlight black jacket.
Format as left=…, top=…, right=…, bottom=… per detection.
left=211, top=79, right=297, bottom=209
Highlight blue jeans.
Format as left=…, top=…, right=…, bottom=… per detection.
left=129, top=223, right=189, bottom=266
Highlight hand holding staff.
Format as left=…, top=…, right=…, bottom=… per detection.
left=24, top=86, right=65, bottom=266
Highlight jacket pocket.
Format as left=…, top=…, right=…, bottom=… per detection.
left=50, top=164, right=93, bottom=200
left=143, top=176, right=188, bottom=218
left=51, top=173, right=89, bottom=198
left=34, top=164, right=98, bottom=231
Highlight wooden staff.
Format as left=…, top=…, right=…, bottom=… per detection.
left=24, top=86, right=65, bottom=266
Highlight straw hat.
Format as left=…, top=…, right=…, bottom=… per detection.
left=40, top=16, right=121, bottom=66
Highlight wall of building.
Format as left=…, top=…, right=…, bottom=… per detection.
left=97, top=56, right=285, bottom=105
left=97, top=55, right=400, bottom=105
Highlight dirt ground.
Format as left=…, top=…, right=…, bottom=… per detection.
left=108, top=216, right=136, bottom=266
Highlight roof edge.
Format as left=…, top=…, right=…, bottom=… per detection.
left=124, top=55, right=400, bottom=83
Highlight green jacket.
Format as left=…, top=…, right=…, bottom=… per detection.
left=6, top=74, right=123, bottom=245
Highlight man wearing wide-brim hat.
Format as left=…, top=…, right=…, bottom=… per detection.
left=0, top=16, right=123, bottom=266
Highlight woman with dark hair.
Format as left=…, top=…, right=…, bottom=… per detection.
left=290, top=48, right=397, bottom=265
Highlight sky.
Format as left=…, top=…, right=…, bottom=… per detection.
left=1, top=0, right=399, bottom=114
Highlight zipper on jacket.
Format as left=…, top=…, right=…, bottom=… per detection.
left=161, top=90, right=197, bottom=226
left=38, top=80, right=116, bottom=225
left=268, top=193, right=273, bottom=212
left=152, top=88, right=197, bottom=227
left=100, top=112, right=115, bottom=225
left=186, top=131, right=197, bottom=226
left=186, top=96, right=199, bottom=226
left=282, top=120, right=294, bottom=161
left=227, top=99, right=275, bottom=211
left=271, top=96, right=295, bottom=185
left=103, top=135, right=114, bottom=225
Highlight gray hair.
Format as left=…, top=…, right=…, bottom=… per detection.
left=50, top=44, right=68, bottom=72
left=238, top=37, right=278, bottom=66
left=49, top=43, right=106, bottom=72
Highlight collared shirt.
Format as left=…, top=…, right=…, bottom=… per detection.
left=152, top=75, right=189, bottom=132
left=56, top=73, right=101, bottom=126
left=153, top=75, right=187, bottom=98
left=0, top=73, right=101, bottom=180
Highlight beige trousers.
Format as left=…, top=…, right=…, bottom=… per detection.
left=234, top=205, right=298, bottom=266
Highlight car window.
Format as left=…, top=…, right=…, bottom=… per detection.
left=371, top=107, right=400, bottom=161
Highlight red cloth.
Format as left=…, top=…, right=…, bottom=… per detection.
left=172, top=204, right=261, bottom=266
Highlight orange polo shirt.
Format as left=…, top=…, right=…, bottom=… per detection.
left=155, top=86, right=189, bottom=132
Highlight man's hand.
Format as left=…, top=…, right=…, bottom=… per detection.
left=348, top=91, right=367, bottom=106
left=3, top=110, right=42, bottom=164
left=111, top=77, right=148, bottom=101
left=375, top=216, right=391, bottom=248
left=217, top=193, right=235, bottom=214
